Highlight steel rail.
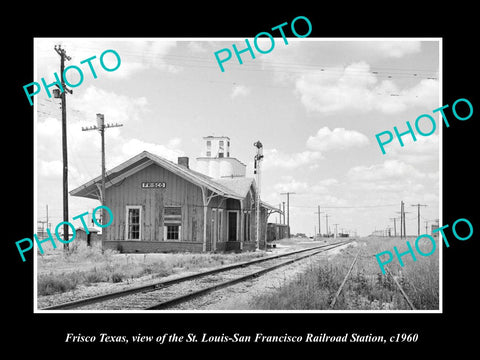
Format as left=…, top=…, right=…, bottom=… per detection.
left=384, top=266, right=416, bottom=310
left=42, top=240, right=352, bottom=310
left=146, top=241, right=352, bottom=310
left=330, top=249, right=361, bottom=309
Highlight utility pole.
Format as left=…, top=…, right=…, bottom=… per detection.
left=280, top=192, right=295, bottom=238
left=253, top=141, right=264, bottom=249
left=282, top=202, right=285, bottom=224
left=397, top=201, right=408, bottom=239
left=401, top=201, right=404, bottom=238
left=54, top=45, right=72, bottom=251
left=82, top=114, right=123, bottom=229
left=411, top=203, right=428, bottom=236
left=389, top=217, right=398, bottom=237
left=324, top=213, right=330, bottom=237
left=314, top=205, right=323, bottom=237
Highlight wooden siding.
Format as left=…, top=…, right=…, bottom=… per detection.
left=102, top=162, right=269, bottom=253
left=105, top=163, right=204, bottom=242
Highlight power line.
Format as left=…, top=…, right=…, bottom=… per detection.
left=38, top=44, right=438, bottom=80
left=290, top=203, right=398, bottom=209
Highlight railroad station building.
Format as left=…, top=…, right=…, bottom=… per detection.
left=70, top=136, right=280, bottom=253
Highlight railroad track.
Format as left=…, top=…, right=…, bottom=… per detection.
left=42, top=240, right=353, bottom=311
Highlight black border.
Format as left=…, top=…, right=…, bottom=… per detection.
left=7, top=5, right=478, bottom=354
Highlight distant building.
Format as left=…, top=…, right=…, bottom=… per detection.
left=267, top=223, right=289, bottom=242
left=294, top=233, right=307, bottom=238
left=73, top=227, right=101, bottom=250
left=70, top=137, right=280, bottom=253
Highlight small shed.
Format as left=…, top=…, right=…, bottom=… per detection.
left=74, top=227, right=101, bottom=250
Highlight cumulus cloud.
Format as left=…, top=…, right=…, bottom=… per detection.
left=294, top=61, right=439, bottom=114
left=231, top=84, right=250, bottom=99
left=71, top=86, right=148, bottom=125
left=120, top=138, right=185, bottom=164
left=263, top=148, right=323, bottom=169
left=36, top=38, right=180, bottom=79
left=386, top=133, right=440, bottom=164
left=273, top=177, right=309, bottom=193
left=306, top=127, right=369, bottom=152
left=167, top=137, right=182, bottom=148
left=310, top=178, right=339, bottom=194
left=347, top=159, right=425, bottom=182
left=38, top=159, right=63, bottom=178
left=344, top=159, right=439, bottom=197
left=272, top=177, right=339, bottom=196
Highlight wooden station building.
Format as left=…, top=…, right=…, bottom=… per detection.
left=70, top=136, right=280, bottom=253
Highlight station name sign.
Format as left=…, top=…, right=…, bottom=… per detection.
left=141, top=182, right=166, bottom=189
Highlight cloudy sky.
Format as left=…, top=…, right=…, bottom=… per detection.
left=35, top=38, right=440, bottom=237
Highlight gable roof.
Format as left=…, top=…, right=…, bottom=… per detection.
left=70, top=151, right=281, bottom=214
left=70, top=151, right=247, bottom=201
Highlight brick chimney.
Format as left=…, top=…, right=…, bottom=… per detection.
left=177, top=156, right=189, bottom=169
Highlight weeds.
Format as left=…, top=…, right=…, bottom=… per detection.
left=37, top=246, right=268, bottom=297
left=38, top=272, right=80, bottom=296
left=251, top=237, right=439, bottom=310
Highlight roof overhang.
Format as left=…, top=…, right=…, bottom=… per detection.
left=261, top=200, right=283, bottom=214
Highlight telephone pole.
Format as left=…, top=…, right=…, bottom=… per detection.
left=280, top=192, right=295, bottom=238
left=324, top=213, right=330, bottom=237
left=397, top=201, right=405, bottom=238
left=389, top=217, right=398, bottom=237
left=401, top=201, right=405, bottom=238
left=54, top=45, right=72, bottom=250
left=411, top=203, right=428, bottom=236
left=82, top=114, right=123, bottom=228
left=314, top=205, right=323, bottom=237
left=397, top=201, right=411, bottom=238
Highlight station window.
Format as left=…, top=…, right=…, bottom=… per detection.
left=164, top=207, right=182, bottom=241
left=126, top=206, right=141, bottom=240
left=166, top=225, right=180, bottom=240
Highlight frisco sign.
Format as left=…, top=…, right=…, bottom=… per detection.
left=141, top=182, right=166, bottom=189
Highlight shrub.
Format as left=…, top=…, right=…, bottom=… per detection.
left=38, top=272, right=79, bottom=296
left=111, top=272, right=124, bottom=283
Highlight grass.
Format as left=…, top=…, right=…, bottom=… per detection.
left=37, top=246, right=268, bottom=296
left=251, top=236, right=439, bottom=310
